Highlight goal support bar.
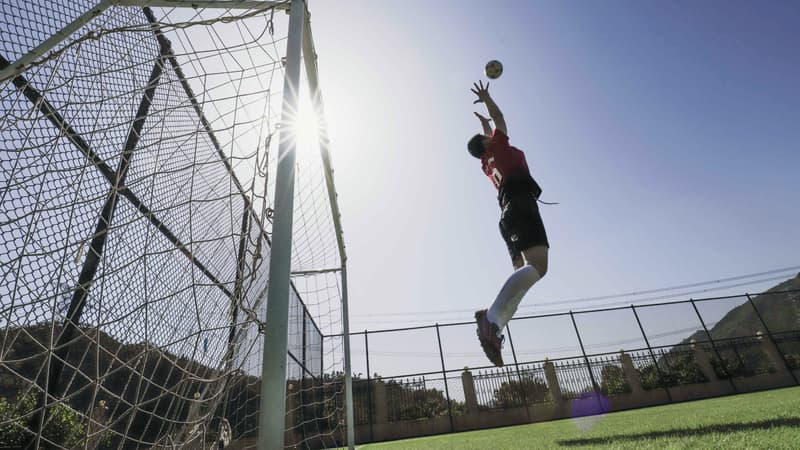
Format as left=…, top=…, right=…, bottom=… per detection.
left=302, top=11, right=356, bottom=449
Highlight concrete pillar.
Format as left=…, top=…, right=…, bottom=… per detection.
left=373, top=380, right=388, bottom=424
left=621, top=353, right=643, bottom=393
left=544, top=361, right=563, bottom=404
left=693, top=345, right=718, bottom=382
left=461, top=370, right=478, bottom=414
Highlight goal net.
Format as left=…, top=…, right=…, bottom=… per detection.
left=0, top=1, right=351, bottom=448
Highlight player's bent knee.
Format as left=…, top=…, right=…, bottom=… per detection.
left=532, top=259, right=548, bottom=278
left=521, top=246, right=548, bottom=278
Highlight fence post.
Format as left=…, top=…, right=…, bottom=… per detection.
left=505, top=322, right=531, bottom=420
left=435, top=324, right=455, bottom=432
left=631, top=305, right=672, bottom=401
left=690, top=298, right=738, bottom=393
left=364, top=330, right=373, bottom=441
left=746, top=293, right=799, bottom=385
left=569, top=311, right=607, bottom=415
left=569, top=311, right=600, bottom=392
left=462, top=370, right=478, bottom=414
left=302, top=311, right=307, bottom=373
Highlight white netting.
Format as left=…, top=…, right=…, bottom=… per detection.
left=0, top=1, right=348, bottom=448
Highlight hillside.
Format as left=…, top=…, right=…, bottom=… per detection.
left=680, top=274, right=800, bottom=343
left=0, top=324, right=260, bottom=448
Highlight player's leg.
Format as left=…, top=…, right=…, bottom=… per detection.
left=477, top=192, right=548, bottom=367
left=486, top=192, right=549, bottom=332
left=486, top=245, right=548, bottom=331
left=474, top=222, right=519, bottom=367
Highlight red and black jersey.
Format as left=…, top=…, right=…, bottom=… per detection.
left=480, top=129, right=541, bottom=197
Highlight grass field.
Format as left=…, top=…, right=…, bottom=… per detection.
left=357, top=386, right=800, bottom=449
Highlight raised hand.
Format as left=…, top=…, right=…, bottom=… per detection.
left=474, top=111, right=491, bottom=124
left=471, top=80, right=491, bottom=104
left=474, top=111, right=492, bottom=135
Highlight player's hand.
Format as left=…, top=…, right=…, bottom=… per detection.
left=471, top=80, right=491, bottom=104
left=474, top=111, right=491, bottom=123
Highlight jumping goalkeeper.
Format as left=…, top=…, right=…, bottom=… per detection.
left=468, top=80, right=549, bottom=367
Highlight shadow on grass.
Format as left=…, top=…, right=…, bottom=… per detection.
left=557, top=417, right=800, bottom=446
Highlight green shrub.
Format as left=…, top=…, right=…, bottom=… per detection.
left=0, top=394, right=35, bottom=447
left=0, top=394, right=86, bottom=448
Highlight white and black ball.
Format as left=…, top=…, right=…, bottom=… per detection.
left=485, top=60, right=503, bottom=79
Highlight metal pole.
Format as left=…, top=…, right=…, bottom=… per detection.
left=339, top=266, right=355, bottom=447
left=569, top=311, right=606, bottom=413
left=365, top=331, right=373, bottom=442
left=569, top=311, right=600, bottom=392
left=1, top=49, right=236, bottom=301
left=257, top=0, right=304, bottom=448
left=302, top=312, right=307, bottom=375
left=745, top=293, right=799, bottom=385
left=33, top=53, right=163, bottom=447
left=630, top=305, right=672, bottom=401
left=690, top=298, right=738, bottom=393
left=45, top=54, right=163, bottom=396
left=505, top=323, right=531, bottom=419
left=217, top=207, right=251, bottom=441
left=435, top=324, right=455, bottom=432
left=300, top=308, right=307, bottom=441
left=301, top=9, right=354, bottom=448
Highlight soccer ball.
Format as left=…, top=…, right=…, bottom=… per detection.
left=485, top=60, right=503, bottom=79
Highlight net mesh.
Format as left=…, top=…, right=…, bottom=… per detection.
left=1, top=1, right=348, bottom=448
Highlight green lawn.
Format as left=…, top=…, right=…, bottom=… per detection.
left=357, top=387, right=800, bottom=449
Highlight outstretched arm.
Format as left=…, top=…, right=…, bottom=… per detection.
left=471, top=81, right=507, bottom=135
left=474, top=112, right=492, bottom=135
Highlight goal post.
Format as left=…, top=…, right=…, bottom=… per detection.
left=0, top=0, right=354, bottom=448
left=258, top=0, right=304, bottom=448
left=302, top=9, right=357, bottom=448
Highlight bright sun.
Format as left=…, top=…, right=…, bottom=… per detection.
left=292, top=88, right=320, bottom=151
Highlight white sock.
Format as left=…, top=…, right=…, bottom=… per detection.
left=487, top=265, right=541, bottom=333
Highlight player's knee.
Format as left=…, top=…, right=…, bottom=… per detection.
left=521, top=258, right=547, bottom=278
left=522, top=247, right=548, bottom=277
left=533, top=259, right=548, bottom=278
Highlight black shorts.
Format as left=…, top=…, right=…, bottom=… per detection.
left=498, top=190, right=549, bottom=262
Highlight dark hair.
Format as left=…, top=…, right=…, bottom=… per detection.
left=467, top=134, right=486, bottom=159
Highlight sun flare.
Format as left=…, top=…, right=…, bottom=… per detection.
left=292, top=89, right=321, bottom=151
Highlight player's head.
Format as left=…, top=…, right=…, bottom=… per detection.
left=468, top=134, right=491, bottom=158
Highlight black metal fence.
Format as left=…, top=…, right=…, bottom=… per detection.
left=342, top=288, right=800, bottom=440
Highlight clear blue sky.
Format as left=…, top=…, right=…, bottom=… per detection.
left=307, top=0, right=799, bottom=331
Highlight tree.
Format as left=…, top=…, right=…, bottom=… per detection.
left=0, top=393, right=86, bottom=448
left=599, top=365, right=631, bottom=395
left=493, top=373, right=550, bottom=408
